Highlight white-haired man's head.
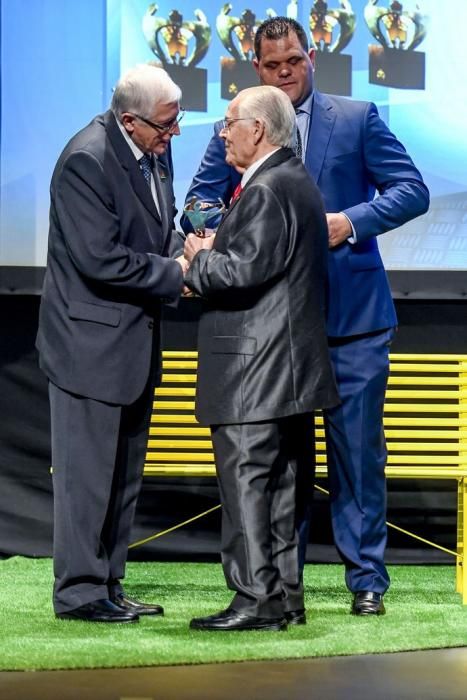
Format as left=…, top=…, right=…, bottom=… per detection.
left=236, top=85, right=296, bottom=147
left=111, top=64, right=183, bottom=156
left=111, top=63, right=181, bottom=120
left=220, top=85, right=296, bottom=172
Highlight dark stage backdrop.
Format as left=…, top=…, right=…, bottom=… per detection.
left=1, top=295, right=466, bottom=564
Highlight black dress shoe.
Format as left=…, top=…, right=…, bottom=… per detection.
left=351, top=591, right=385, bottom=616
left=56, top=598, right=139, bottom=623
left=190, top=608, right=287, bottom=631
left=111, top=592, right=164, bottom=616
left=285, top=609, right=307, bottom=625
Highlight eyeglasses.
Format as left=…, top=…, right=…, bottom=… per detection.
left=132, top=110, right=185, bottom=134
left=221, top=117, right=257, bottom=130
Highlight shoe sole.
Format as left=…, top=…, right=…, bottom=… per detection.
left=56, top=613, right=139, bottom=623
left=111, top=599, right=164, bottom=616
left=132, top=610, right=164, bottom=616
left=351, top=609, right=386, bottom=616
left=286, top=614, right=307, bottom=625
left=116, top=607, right=164, bottom=616
left=250, top=622, right=288, bottom=631
left=190, top=621, right=288, bottom=631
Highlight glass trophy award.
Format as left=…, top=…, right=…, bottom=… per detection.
left=364, top=0, right=428, bottom=89
left=142, top=6, right=211, bottom=111
left=309, top=0, right=356, bottom=96
left=183, top=197, right=227, bottom=236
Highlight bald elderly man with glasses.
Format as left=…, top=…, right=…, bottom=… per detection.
left=183, top=85, right=338, bottom=632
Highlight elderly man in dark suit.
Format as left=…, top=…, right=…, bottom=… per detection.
left=36, top=64, right=186, bottom=622
left=182, top=17, right=430, bottom=616
left=183, top=85, right=339, bottom=632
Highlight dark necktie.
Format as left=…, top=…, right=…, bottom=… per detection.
left=139, top=154, right=153, bottom=186
left=295, top=110, right=303, bottom=159
left=295, top=127, right=303, bottom=159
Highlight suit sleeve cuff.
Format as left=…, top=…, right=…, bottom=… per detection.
left=341, top=212, right=357, bottom=244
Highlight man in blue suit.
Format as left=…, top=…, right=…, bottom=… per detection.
left=182, top=17, right=430, bottom=615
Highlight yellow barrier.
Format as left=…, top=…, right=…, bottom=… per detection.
left=145, top=352, right=467, bottom=603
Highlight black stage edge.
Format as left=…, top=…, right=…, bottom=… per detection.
left=1, top=294, right=466, bottom=561
left=2, top=648, right=467, bottom=700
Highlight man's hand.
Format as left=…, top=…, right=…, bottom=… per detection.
left=195, top=227, right=216, bottom=239
left=184, top=233, right=215, bottom=263
left=326, top=213, right=352, bottom=249
left=175, top=255, right=190, bottom=276
left=175, top=256, right=195, bottom=296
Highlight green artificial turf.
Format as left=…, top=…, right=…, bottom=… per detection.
left=0, top=557, right=466, bottom=671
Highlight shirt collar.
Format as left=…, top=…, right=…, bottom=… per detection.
left=241, top=148, right=281, bottom=188
left=117, top=118, right=147, bottom=161
left=295, top=90, right=314, bottom=117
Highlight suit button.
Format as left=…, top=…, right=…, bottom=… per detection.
left=148, top=321, right=154, bottom=329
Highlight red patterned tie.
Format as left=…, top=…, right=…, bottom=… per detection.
left=230, top=182, right=243, bottom=205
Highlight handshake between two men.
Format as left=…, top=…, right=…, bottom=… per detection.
left=175, top=229, right=216, bottom=296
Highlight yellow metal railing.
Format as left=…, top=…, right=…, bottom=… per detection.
left=143, top=352, right=467, bottom=604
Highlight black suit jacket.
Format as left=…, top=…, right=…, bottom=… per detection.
left=36, top=110, right=183, bottom=405
left=185, top=148, right=339, bottom=425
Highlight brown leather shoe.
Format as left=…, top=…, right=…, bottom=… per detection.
left=111, top=592, right=164, bottom=616
left=351, top=591, right=385, bottom=616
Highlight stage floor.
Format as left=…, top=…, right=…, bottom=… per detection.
left=2, top=647, right=467, bottom=700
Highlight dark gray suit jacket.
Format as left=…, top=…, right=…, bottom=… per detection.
left=185, top=148, right=339, bottom=425
left=36, top=110, right=183, bottom=405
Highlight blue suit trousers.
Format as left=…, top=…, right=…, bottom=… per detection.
left=324, top=327, right=395, bottom=594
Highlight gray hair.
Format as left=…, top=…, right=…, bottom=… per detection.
left=237, top=86, right=296, bottom=148
left=111, top=63, right=182, bottom=121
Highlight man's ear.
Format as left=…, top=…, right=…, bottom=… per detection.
left=253, top=57, right=260, bottom=77
left=308, top=48, right=316, bottom=71
left=121, top=112, right=136, bottom=134
left=253, top=118, right=265, bottom=145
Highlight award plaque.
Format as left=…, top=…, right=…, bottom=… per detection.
left=142, top=6, right=211, bottom=111
left=364, top=0, right=428, bottom=89
left=183, top=197, right=227, bottom=235
left=216, top=4, right=270, bottom=100
left=310, top=0, right=356, bottom=96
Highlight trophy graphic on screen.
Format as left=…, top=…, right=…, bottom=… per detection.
left=217, top=4, right=276, bottom=100
left=309, top=1, right=356, bottom=96
left=364, top=0, right=428, bottom=89
left=142, top=5, right=211, bottom=111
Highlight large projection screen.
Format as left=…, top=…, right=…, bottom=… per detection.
left=1, top=0, right=466, bottom=296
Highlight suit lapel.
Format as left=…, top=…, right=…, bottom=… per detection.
left=306, top=91, right=336, bottom=184
left=104, top=110, right=162, bottom=223
left=217, top=148, right=292, bottom=231
left=153, top=156, right=172, bottom=249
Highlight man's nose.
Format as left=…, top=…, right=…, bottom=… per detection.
left=279, top=64, right=291, bottom=76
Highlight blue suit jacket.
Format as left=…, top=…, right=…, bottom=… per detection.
left=182, top=92, right=430, bottom=337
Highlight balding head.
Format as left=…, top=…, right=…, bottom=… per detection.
left=220, top=85, right=296, bottom=172
left=235, top=85, right=296, bottom=148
